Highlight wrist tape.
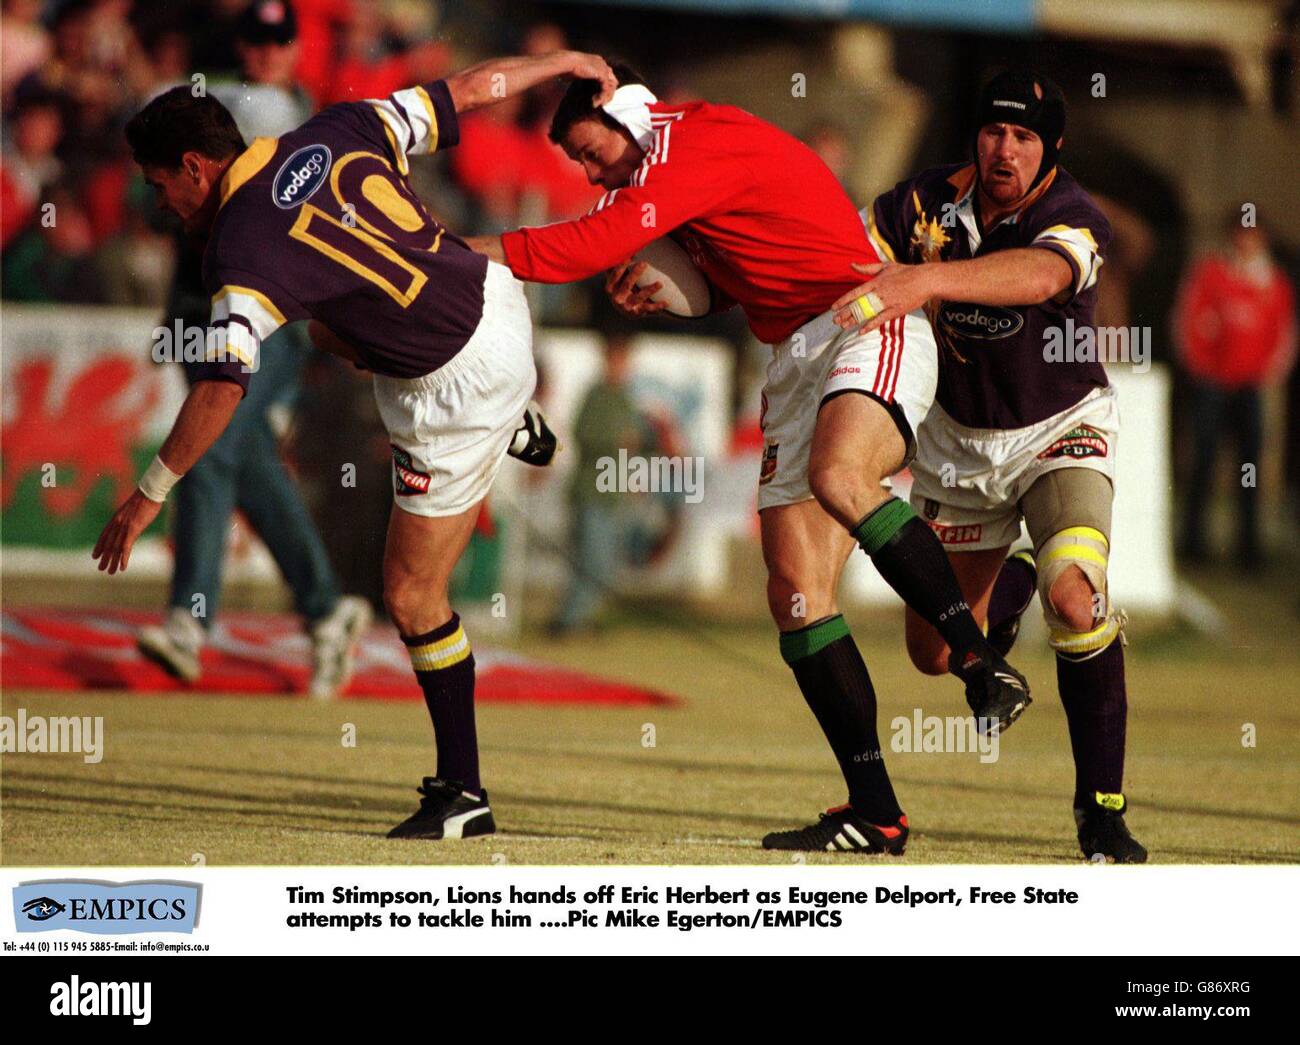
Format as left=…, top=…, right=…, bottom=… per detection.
left=138, top=455, right=183, bottom=503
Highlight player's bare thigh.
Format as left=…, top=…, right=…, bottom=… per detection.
left=807, top=392, right=907, bottom=530
left=760, top=497, right=857, bottom=631
left=382, top=499, right=483, bottom=636
left=904, top=546, right=1010, bottom=675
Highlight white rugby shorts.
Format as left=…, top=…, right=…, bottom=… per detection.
left=908, top=384, right=1120, bottom=551
left=757, top=307, right=939, bottom=510
left=372, top=261, right=536, bottom=517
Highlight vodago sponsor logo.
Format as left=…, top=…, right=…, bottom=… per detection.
left=272, top=144, right=332, bottom=209
left=937, top=303, right=1024, bottom=341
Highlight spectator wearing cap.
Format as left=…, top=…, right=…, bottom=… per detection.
left=220, top=0, right=316, bottom=138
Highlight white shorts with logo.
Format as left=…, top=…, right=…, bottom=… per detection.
left=756, top=307, right=938, bottom=510
left=908, top=384, right=1119, bottom=551
left=373, top=261, right=536, bottom=517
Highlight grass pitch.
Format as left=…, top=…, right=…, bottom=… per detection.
left=3, top=590, right=1298, bottom=867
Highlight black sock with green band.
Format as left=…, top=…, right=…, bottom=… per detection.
left=779, top=615, right=902, bottom=824
left=852, top=497, right=987, bottom=665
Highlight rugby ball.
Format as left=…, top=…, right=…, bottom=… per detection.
left=631, top=237, right=711, bottom=317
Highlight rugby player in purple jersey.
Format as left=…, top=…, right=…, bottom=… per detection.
left=837, top=71, right=1146, bottom=862
left=92, top=50, right=616, bottom=841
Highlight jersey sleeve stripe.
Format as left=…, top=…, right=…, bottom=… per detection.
left=371, top=85, right=443, bottom=164
left=213, top=329, right=258, bottom=369
left=412, top=85, right=439, bottom=150
left=1035, top=224, right=1101, bottom=293
left=369, top=103, right=412, bottom=176
left=213, top=284, right=288, bottom=328
left=590, top=189, right=619, bottom=213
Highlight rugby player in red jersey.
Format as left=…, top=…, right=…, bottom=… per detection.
left=92, top=50, right=618, bottom=841
left=469, top=66, right=1032, bottom=854
left=836, top=71, right=1146, bottom=862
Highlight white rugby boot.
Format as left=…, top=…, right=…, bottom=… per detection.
left=309, top=595, right=373, bottom=700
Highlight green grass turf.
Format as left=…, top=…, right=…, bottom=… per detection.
left=2, top=612, right=1297, bottom=866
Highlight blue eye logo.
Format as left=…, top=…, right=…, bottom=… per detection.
left=273, top=144, right=332, bottom=209
left=21, top=897, right=68, bottom=921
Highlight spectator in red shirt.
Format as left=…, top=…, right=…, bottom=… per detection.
left=320, top=0, right=448, bottom=104
left=1175, top=214, right=1297, bottom=566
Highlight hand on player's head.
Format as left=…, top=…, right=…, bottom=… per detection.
left=566, top=51, right=618, bottom=107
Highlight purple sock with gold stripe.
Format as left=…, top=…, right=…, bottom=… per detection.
left=402, top=613, right=480, bottom=792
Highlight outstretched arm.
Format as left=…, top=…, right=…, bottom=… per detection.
left=832, top=249, right=1073, bottom=335
left=465, top=235, right=505, bottom=263
left=445, top=50, right=616, bottom=115
left=92, top=380, right=243, bottom=575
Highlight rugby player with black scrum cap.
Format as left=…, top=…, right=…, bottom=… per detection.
left=91, top=50, right=618, bottom=841
left=835, top=70, right=1146, bottom=862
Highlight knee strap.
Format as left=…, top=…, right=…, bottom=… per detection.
left=1037, top=526, right=1119, bottom=655
left=1051, top=610, right=1127, bottom=659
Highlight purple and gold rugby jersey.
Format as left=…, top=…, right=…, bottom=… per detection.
left=868, top=163, right=1111, bottom=430
left=195, top=79, right=487, bottom=392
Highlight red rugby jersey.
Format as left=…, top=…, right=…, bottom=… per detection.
left=500, top=100, right=879, bottom=345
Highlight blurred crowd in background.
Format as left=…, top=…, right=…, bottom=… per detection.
left=2, top=0, right=1297, bottom=595
left=0, top=0, right=610, bottom=315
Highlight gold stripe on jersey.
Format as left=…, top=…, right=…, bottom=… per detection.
left=289, top=203, right=428, bottom=308
left=1036, top=224, right=1102, bottom=293
left=212, top=283, right=287, bottom=328
left=411, top=85, right=439, bottom=152
left=362, top=174, right=423, bottom=232
left=867, top=210, right=897, bottom=262
left=945, top=163, right=978, bottom=199
left=208, top=284, right=289, bottom=371
left=369, top=106, right=410, bottom=177
left=218, top=137, right=279, bottom=210
left=204, top=325, right=257, bottom=369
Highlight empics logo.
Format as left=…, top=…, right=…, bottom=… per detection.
left=272, top=144, right=331, bottom=208
left=50, top=976, right=151, bottom=1025
left=13, top=881, right=201, bottom=935
left=21, top=896, right=68, bottom=921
